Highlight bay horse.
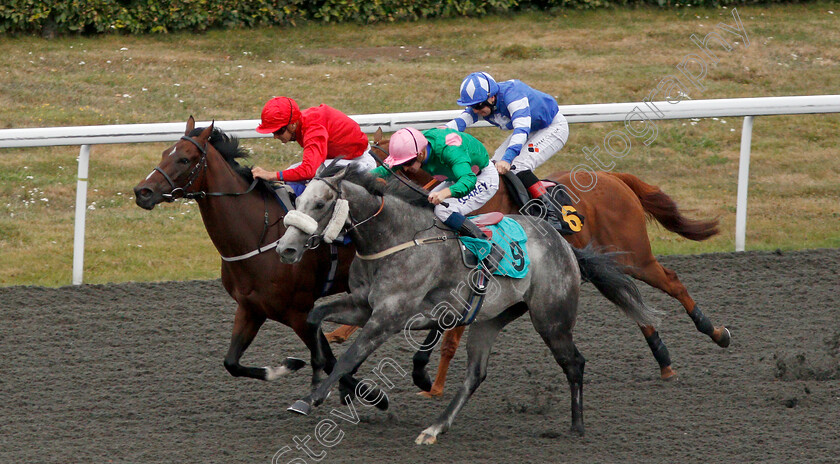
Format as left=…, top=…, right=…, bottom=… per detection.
left=274, top=164, right=662, bottom=442
left=132, top=117, right=386, bottom=408
left=326, top=130, right=730, bottom=396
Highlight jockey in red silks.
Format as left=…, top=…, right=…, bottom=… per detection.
left=251, top=96, right=376, bottom=185
left=445, top=72, right=570, bottom=230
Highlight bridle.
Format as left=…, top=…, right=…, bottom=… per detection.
left=286, top=176, right=385, bottom=251
left=152, top=133, right=279, bottom=263
left=156, top=134, right=259, bottom=202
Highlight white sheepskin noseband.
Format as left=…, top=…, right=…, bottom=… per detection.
left=282, top=198, right=349, bottom=244
left=322, top=199, right=349, bottom=243
left=283, top=210, right=318, bottom=235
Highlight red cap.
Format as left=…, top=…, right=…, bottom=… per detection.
left=256, top=97, right=301, bottom=134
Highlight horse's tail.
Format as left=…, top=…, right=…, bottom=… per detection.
left=610, top=172, right=720, bottom=241
left=572, top=245, right=662, bottom=326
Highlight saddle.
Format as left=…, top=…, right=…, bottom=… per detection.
left=268, top=181, right=296, bottom=213
left=500, top=171, right=584, bottom=235
left=472, top=212, right=504, bottom=239
left=458, top=212, right=503, bottom=268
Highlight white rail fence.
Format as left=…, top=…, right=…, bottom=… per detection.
left=2, top=95, right=839, bottom=285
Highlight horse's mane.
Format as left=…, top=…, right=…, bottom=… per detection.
left=319, top=163, right=433, bottom=210
left=190, top=126, right=263, bottom=186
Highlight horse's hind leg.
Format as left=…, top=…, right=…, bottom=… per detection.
left=531, top=320, right=585, bottom=436
left=631, top=257, right=731, bottom=348
left=417, top=326, right=465, bottom=398
left=223, top=304, right=306, bottom=381
left=325, top=324, right=358, bottom=343
left=639, top=324, right=677, bottom=380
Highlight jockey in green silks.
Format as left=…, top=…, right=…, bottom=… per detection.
left=371, top=127, right=502, bottom=247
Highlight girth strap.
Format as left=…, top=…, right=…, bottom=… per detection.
left=319, top=244, right=340, bottom=296
left=220, top=239, right=283, bottom=262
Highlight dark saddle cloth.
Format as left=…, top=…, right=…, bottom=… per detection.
left=500, top=173, right=585, bottom=235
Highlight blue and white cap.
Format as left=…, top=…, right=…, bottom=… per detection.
left=456, top=72, right=499, bottom=106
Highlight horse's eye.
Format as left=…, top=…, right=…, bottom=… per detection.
left=179, top=158, right=191, bottom=165
left=314, top=200, right=326, bottom=210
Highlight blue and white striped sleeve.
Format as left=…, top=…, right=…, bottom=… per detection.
left=501, top=95, right=532, bottom=164
left=445, top=109, right=478, bottom=132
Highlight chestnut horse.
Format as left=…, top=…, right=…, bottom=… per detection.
left=326, top=131, right=730, bottom=396
left=133, top=117, right=386, bottom=408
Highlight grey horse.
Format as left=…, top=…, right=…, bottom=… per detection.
left=275, top=164, right=660, bottom=444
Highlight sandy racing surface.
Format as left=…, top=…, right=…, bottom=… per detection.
left=2, top=249, right=839, bottom=463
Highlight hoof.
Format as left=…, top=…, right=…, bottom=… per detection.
left=570, top=424, right=585, bottom=437
left=714, top=327, right=732, bottom=348
left=412, top=369, right=433, bottom=392
left=284, top=357, right=307, bottom=371
left=356, top=383, right=389, bottom=411
left=287, top=400, right=312, bottom=416
left=373, top=393, right=389, bottom=411
left=415, top=433, right=437, bottom=445
left=339, top=390, right=352, bottom=406
left=417, top=389, right=443, bottom=399
left=660, top=366, right=678, bottom=381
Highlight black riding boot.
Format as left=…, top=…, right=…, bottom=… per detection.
left=516, top=169, right=565, bottom=230
left=458, top=217, right=506, bottom=274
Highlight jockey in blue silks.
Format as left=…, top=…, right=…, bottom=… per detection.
left=445, top=72, right=570, bottom=229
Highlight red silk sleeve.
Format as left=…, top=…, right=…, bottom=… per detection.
left=280, top=125, right=329, bottom=182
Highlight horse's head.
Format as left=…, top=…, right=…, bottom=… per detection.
left=275, top=166, right=352, bottom=264
left=134, top=116, right=214, bottom=210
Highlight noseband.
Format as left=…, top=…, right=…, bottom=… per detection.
left=283, top=177, right=385, bottom=250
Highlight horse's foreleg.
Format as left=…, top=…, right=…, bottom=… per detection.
left=309, top=292, right=372, bottom=327
left=289, top=317, right=396, bottom=416
left=418, top=326, right=465, bottom=398
left=293, top=294, right=387, bottom=413
left=224, top=305, right=305, bottom=381
left=416, top=319, right=504, bottom=445
left=412, top=327, right=443, bottom=393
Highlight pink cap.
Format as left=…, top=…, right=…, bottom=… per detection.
left=385, top=128, right=427, bottom=167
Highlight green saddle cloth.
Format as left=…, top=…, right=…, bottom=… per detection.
left=459, top=216, right=530, bottom=279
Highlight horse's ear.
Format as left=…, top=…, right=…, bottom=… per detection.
left=186, top=116, right=196, bottom=135
left=374, top=127, right=383, bottom=144
left=197, top=120, right=214, bottom=142
left=333, top=166, right=349, bottom=182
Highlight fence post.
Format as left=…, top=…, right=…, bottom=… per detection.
left=735, top=116, right=754, bottom=252
left=73, top=144, right=91, bottom=285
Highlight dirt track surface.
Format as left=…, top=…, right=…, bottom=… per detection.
left=2, top=249, right=839, bottom=463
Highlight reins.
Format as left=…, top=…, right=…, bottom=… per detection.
left=290, top=174, right=453, bottom=260
left=368, top=141, right=450, bottom=208
left=157, top=133, right=281, bottom=262
left=296, top=177, right=386, bottom=250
